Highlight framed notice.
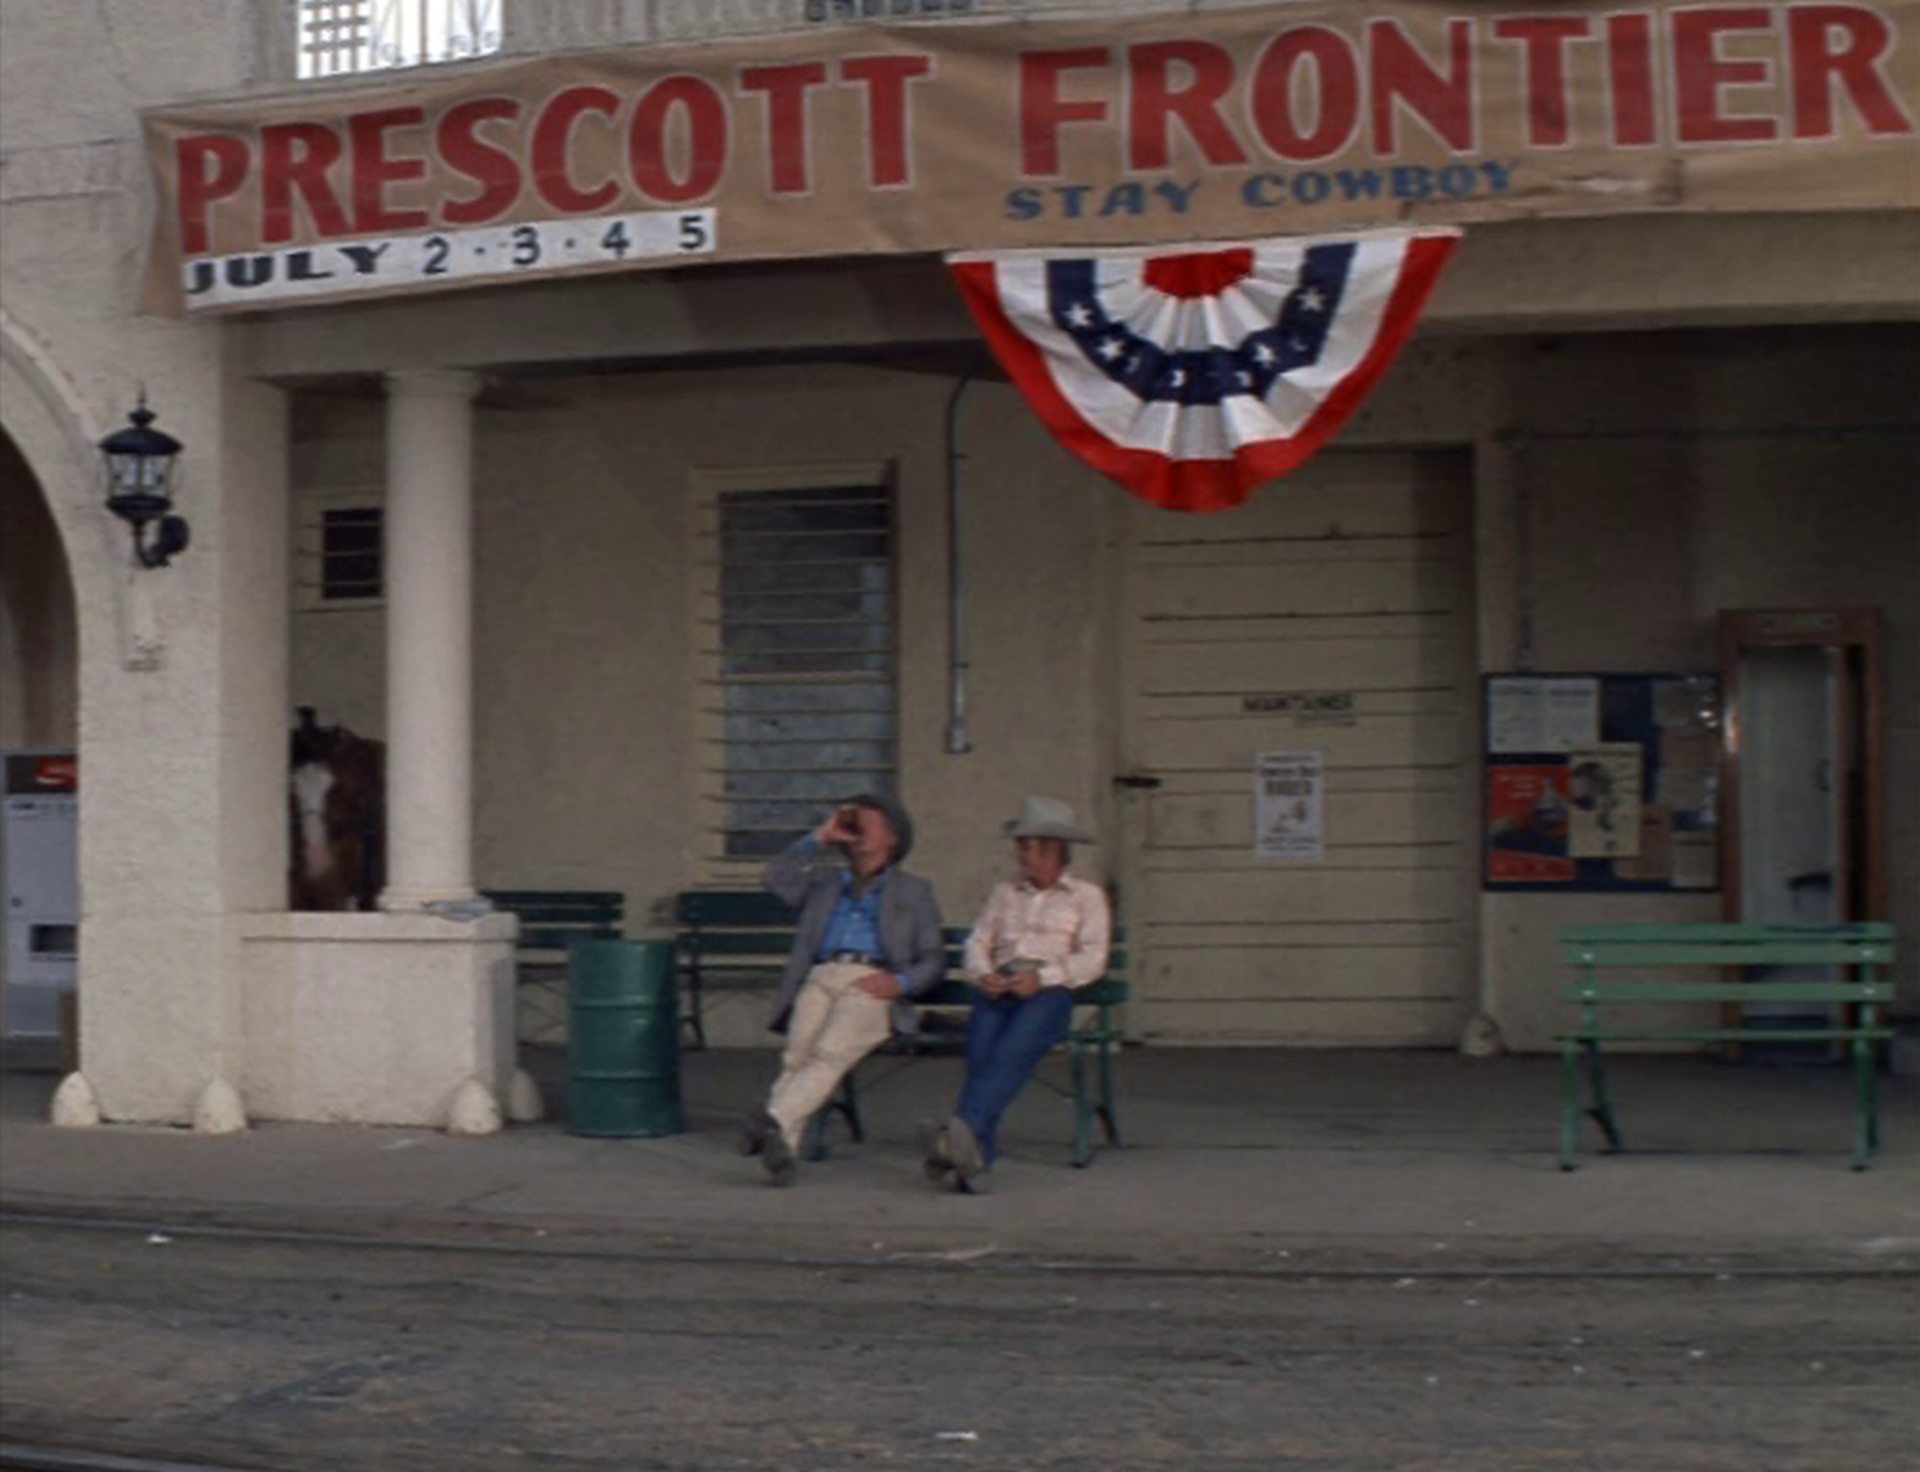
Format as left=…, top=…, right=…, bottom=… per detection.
left=1482, top=673, right=1719, bottom=892
left=1255, top=751, right=1323, bottom=862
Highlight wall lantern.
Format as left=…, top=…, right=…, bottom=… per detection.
left=99, top=395, right=189, bottom=568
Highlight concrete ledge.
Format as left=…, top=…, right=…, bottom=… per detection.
left=238, top=911, right=516, bottom=1127
left=239, top=910, right=518, bottom=944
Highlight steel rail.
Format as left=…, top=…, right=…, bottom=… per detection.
left=0, top=1446, right=269, bottom=1472
left=2, top=1209, right=1912, bottom=1283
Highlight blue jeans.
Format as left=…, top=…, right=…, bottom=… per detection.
left=954, top=987, right=1074, bottom=1165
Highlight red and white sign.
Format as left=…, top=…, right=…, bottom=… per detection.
left=949, top=230, right=1457, bottom=511
left=140, top=1, right=1920, bottom=315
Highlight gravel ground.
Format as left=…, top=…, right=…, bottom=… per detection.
left=3, top=1217, right=1915, bottom=1472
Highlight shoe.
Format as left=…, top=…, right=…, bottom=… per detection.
left=739, top=1106, right=776, bottom=1157
left=761, top=1129, right=797, bottom=1187
left=946, top=1115, right=988, bottom=1194
left=921, top=1121, right=955, bottom=1186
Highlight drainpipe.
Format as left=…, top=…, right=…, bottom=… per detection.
left=943, top=372, right=977, bottom=755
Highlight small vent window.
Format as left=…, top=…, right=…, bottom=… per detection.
left=296, top=494, right=384, bottom=611
left=321, top=507, right=383, bottom=601
left=697, top=472, right=898, bottom=868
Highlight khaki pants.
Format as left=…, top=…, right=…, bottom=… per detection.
left=767, top=962, right=894, bottom=1150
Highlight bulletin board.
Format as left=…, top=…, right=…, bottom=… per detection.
left=1482, top=673, right=1720, bottom=892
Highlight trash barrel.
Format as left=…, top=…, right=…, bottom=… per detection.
left=567, top=939, right=684, bottom=1137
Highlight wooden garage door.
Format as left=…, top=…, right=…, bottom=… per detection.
left=1118, top=449, right=1477, bottom=1045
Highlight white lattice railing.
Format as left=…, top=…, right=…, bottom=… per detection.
left=296, top=0, right=503, bottom=79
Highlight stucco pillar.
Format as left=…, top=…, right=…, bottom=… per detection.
left=381, top=369, right=479, bottom=909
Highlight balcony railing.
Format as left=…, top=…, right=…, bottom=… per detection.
left=295, top=0, right=503, bottom=79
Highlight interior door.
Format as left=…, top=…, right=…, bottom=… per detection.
left=1116, top=449, right=1478, bottom=1046
left=1719, top=609, right=1886, bottom=1048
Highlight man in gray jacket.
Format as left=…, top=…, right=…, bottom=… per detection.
left=741, top=793, right=943, bottom=1185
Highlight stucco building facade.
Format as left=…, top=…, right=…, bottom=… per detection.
left=2, top=0, right=1915, bottom=1130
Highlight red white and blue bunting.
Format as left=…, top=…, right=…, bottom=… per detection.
left=949, top=229, right=1459, bottom=513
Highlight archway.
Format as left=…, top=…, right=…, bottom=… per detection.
left=0, top=425, right=81, bottom=1062
left=1, top=427, right=79, bottom=749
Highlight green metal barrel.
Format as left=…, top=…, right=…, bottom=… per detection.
left=567, top=940, right=684, bottom=1138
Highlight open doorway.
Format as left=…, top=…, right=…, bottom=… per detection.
left=0, top=427, right=80, bottom=1070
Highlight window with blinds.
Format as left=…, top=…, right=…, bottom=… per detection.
left=696, top=468, right=898, bottom=868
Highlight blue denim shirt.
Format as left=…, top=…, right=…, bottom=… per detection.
left=808, top=843, right=906, bottom=994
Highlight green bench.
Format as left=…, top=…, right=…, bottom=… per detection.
left=1559, top=922, right=1896, bottom=1171
left=483, top=890, right=625, bottom=1042
left=675, top=887, right=1128, bottom=1166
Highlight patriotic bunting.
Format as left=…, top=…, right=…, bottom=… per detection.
left=949, top=230, right=1459, bottom=513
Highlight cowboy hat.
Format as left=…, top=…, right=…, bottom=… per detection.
left=1001, top=795, right=1094, bottom=844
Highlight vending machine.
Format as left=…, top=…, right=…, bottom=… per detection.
left=2, top=751, right=78, bottom=1039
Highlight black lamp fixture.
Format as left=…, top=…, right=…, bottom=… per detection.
left=100, top=393, right=189, bottom=568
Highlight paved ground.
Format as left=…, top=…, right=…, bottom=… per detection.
left=4, top=1049, right=1916, bottom=1268
left=4, top=1215, right=1917, bottom=1472
left=2, top=1048, right=1916, bottom=1469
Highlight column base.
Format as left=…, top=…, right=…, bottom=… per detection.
left=447, top=1077, right=503, bottom=1136
left=193, top=1078, right=250, bottom=1134
left=50, top=1072, right=101, bottom=1128
left=238, top=911, right=516, bottom=1126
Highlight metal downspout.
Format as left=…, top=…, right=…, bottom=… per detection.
left=944, top=372, right=977, bottom=755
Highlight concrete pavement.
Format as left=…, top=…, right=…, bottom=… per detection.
left=3, top=1048, right=1916, bottom=1271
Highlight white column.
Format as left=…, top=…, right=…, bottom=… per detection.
left=381, top=369, right=480, bottom=909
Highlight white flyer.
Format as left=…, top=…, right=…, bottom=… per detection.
left=1487, top=676, right=1601, bottom=753
left=1256, top=751, right=1324, bottom=862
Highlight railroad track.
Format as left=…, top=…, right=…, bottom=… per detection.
left=2, top=1207, right=1914, bottom=1280
left=0, top=1448, right=268, bottom=1472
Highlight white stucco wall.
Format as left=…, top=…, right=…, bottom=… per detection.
left=2, top=1, right=296, bottom=1119
left=288, top=326, right=1918, bottom=1050
left=3, top=0, right=1914, bottom=1115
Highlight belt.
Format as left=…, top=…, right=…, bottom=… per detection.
left=821, top=951, right=883, bottom=966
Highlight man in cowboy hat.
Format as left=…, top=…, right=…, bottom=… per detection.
left=742, top=792, right=943, bottom=1185
left=928, top=796, right=1111, bottom=1193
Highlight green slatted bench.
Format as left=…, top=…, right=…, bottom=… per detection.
left=1559, top=922, right=1896, bottom=1171
left=673, top=889, right=804, bottom=1051
left=484, top=890, right=625, bottom=1042
left=674, top=887, right=1127, bottom=1166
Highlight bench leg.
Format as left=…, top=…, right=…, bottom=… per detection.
left=1069, top=1041, right=1096, bottom=1169
left=1852, top=1036, right=1877, bottom=1171
left=1096, top=1037, right=1121, bottom=1148
left=834, top=1071, right=865, bottom=1144
left=681, top=965, right=706, bottom=1052
left=1583, top=1041, right=1624, bottom=1153
left=802, top=1074, right=865, bottom=1163
left=1560, top=1040, right=1580, bottom=1171
left=802, top=1108, right=830, bottom=1163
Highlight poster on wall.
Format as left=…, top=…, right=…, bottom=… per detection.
left=1255, top=751, right=1323, bottom=862
left=1486, top=676, right=1600, bottom=753
left=1485, top=765, right=1574, bottom=882
left=1483, top=674, right=1718, bottom=892
left=1565, top=743, right=1644, bottom=858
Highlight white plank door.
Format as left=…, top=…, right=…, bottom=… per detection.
left=1116, top=449, right=1478, bottom=1045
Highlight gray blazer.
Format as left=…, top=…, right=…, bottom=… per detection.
left=762, top=836, right=944, bottom=1034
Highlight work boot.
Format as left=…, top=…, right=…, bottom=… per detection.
left=739, top=1105, right=776, bottom=1157
left=946, top=1115, right=989, bottom=1194
left=921, top=1120, right=955, bottom=1186
left=761, top=1129, right=797, bottom=1187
